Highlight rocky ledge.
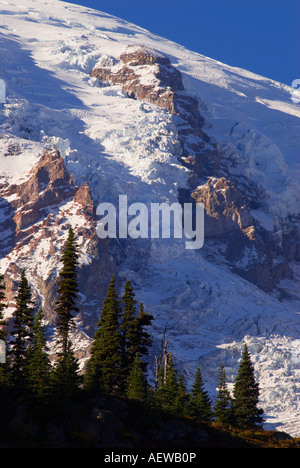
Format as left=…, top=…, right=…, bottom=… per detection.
left=91, top=44, right=220, bottom=176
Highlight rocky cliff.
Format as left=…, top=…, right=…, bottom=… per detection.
left=0, top=147, right=115, bottom=345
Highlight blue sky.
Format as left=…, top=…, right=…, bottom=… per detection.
left=63, top=0, right=299, bottom=86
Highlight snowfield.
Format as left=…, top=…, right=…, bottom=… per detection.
left=0, top=0, right=299, bottom=436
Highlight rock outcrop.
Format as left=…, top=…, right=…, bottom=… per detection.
left=3, top=147, right=77, bottom=237
left=91, top=45, right=220, bottom=177
left=0, top=147, right=115, bottom=340
left=191, top=177, right=254, bottom=238
left=191, top=176, right=299, bottom=292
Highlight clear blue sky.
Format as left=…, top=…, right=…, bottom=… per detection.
left=62, top=0, right=299, bottom=86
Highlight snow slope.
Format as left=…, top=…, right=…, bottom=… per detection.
left=0, top=0, right=300, bottom=435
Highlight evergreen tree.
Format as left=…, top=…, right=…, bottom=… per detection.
left=25, top=309, right=51, bottom=402
left=83, top=349, right=103, bottom=394
left=120, top=280, right=138, bottom=380
left=155, top=352, right=179, bottom=413
left=121, top=282, right=153, bottom=375
left=55, top=226, right=79, bottom=357
left=0, top=273, right=7, bottom=341
left=126, top=353, right=148, bottom=401
left=162, top=354, right=179, bottom=413
left=233, top=344, right=264, bottom=428
left=187, top=364, right=212, bottom=422
left=50, top=339, right=81, bottom=404
left=51, top=228, right=81, bottom=403
left=0, top=273, right=9, bottom=389
left=174, top=372, right=189, bottom=416
left=10, top=269, right=34, bottom=388
left=84, top=276, right=122, bottom=394
left=133, top=302, right=153, bottom=371
left=214, top=362, right=233, bottom=426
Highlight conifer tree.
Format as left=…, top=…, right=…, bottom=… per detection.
left=83, top=347, right=102, bottom=394
left=214, top=362, right=233, bottom=426
left=162, top=353, right=179, bottom=413
left=55, top=226, right=79, bottom=357
left=10, top=269, right=34, bottom=387
left=155, top=351, right=179, bottom=413
left=84, top=276, right=122, bottom=394
left=134, top=302, right=153, bottom=371
left=126, top=353, right=148, bottom=401
left=50, top=340, right=81, bottom=404
left=0, top=273, right=9, bottom=389
left=52, top=227, right=81, bottom=403
left=174, top=372, right=189, bottom=416
left=121, top=280, right=138, bottom=377
left=187, top=364, right=212, bottom=422
left=121, top=282, right=153, bottom=376
left=0, top=273, right=7, bottom=341
left=233, top=344, right=264, bottom=428
left=25, top=308, right=51, bottom=402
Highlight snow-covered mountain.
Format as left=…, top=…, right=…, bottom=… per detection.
left=0, top=0, right=300, bottom=436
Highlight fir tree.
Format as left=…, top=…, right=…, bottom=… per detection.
left=55, top=226, right=79, bottom=357
left=233, top=344, right=264, bottom=428
left=50, top=339, right=81, bottom=404
left=134, top=302, right=153, bottom=371
left=162, top=354, right=179, bottom=413
left=174, top=372, right=189, bottom=416
left=25, top=309, right=51, bottom=402
left=10, top=269, right=34, bottom=388
left=187, top=364, right=212, bottom=422
left=126, top=353, right=148, bottom=401
left=0, top=273, right=9, bottom=389
left=83, top=349, right=103, bottom=394
left=155, top=351, right=179, bottom=413
left=214, top=362, right=233, bottom=426
left=121, top=280, right=138, bottom=378
left=52, top=228, right=81, bottom=403
left=121, top=282, right=153, bottom=376
left=0, top=273, right=7, bottom=341
left=84, top=276, right=122, bottom=394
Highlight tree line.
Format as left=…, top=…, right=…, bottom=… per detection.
left=0, top=227, right=264, bottom=429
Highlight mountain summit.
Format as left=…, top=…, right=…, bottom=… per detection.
left=0, top=0, right=299, bottom=436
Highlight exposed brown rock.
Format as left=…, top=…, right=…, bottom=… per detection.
left=91, top=45, right=216, bottom=175
left=91, top=51, right=184, bottom=114
left=119, top=46, right=171, bottom=66
left=190, top=176, right=299, bottom=292
left=74, top=181, right=95, bottom=217
left=191, top=177, right=254, bottom=238
left=3, top=147, right=77, bottom=236
left=0, top=146, right=116, bottom=337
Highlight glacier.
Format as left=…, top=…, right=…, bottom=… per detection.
left=0, top=0, right=299, bottom=436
